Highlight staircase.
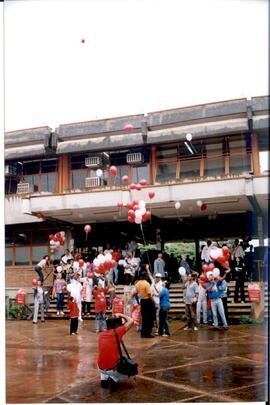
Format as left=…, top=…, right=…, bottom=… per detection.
left=44, top=282, right=255, bottom=320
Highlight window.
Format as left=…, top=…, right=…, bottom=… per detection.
left=179, top=141, right=201, bottom=179
left=15, top=247, right=30, bottom=265
left=5, top=248, right=13, bottom=266
left=257, top=132, right=269, bottom=174
left=19, top=159, right=58, bottom=193
left=156, top=162, right=177, bottom=182
left=203, top=140, right=225, bottom=177
left=156, top=145, right=178, bottom=182
left=32, top=246, right=50, bottom=265
left=229, top=135, right=251, bottom=175
left=132, top=165, right=149, bottom=184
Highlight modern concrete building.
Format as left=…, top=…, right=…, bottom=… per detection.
left=5, top=96, right=269, bottom=291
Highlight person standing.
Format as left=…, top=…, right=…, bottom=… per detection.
left=206, top=271, right=229, bottom=330
left=234, top=257, right=246, bottom=303
left=150, top=273, right=163, bottom=335
left=135, top=270, right=155, bottom=338
left=93, top=281, right=114, bottom=333
left=32, top=281, right=45, bottom=324
left=196, top=275, right=208, bottom=325
left=231, top=239, right=245, bottom=279
left=154, top=253, right=166, bottom=278
left=180, top=255, right=192, bottom=275
left=67, top=274, right=83, bottom=321
left=201, top=240, right=213, bottom=265
left=81, top=273, right=94, bottom=315
left=35, top=255, right=49, bottom=285
left=52, top=273, right=67, bottom=316
left=158, top=281, right=171, bottom=336
left=68, top=296, right=79, bottom=335
left=183, top=273, right=199, bottom=331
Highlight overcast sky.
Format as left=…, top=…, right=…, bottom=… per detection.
left=4, top=0, right=269, bottom=131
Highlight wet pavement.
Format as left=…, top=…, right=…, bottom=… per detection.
left=6, top=320, right=268, bottom=403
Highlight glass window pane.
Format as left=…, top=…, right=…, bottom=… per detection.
left=41, top=173, right=56, bottom=192
left=156, top=163, right=176, bottom=182
left=32, top=246, right=49, bottom=265
left=15, top=247, right=30, bottom=265
left=41, top=159, right=57, bottom=173
left=205, top=142, right=223, bottom=157
left=71, top=170, right=87, bottom=189
left=204, top=157, right=225, bottom=177
left=111, top=165, right=128, bottom=185
left=257, top=132, right=269, bottom=151
left=24, top=175, right=39, bottom=192
left=229, top=135, right=248, bottom=155
left=5, top=248, right=13, bottom=265
left=156, top=145, right=178, bottom=159
left=71, top=155, right=88, bottom=170
left=180, top=159, right=200, bottom=179
left=23, top=161, right=40, bottom=175
left=14, top=232, right=30, bottom=246
left=180, top=142, right=202, bottom=158
left=132, top=165, right=150, bottom=183
left=229, top=154, right=251, bottom=174
left=5, top=179, right=18, bottom=195
left=259, top=151, right=269, bottom=173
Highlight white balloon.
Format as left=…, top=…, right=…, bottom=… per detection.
left=135, top=217, right=142, bottom=224
left=139, top=200, right=146, bottom=208
left=96, top=169, right=103, bottom=177
left=98, top=254, right=105, bottom=263
left=118, top=259, right=125, bottom=266
left=178, top=267, right=186, bottom=276
left=213, top=268, right=220, bottom=278
left=55, top=241, right=60, bottom=247
left=210, top=247, right=222, bottom=260
left=135, top=210, right=142, bottom=219
left=105, top=253, right=112, bottom=261
left=175, top=201, right=181, bottom=210
left=49, top=240, right=55, bottom=246
left=60, top=231, right=65, bottom=237
left=93, top=258, right=100, bottom=267
left=196, top=200, right=203, bottom=207
left=140, top=207, right=146, bottom=215
left=186, top=133, right=192, bottom=141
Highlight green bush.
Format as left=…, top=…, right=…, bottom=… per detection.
left=239, top=316, right=263, bottom=325
left=8, top=303, right=28, bottom=320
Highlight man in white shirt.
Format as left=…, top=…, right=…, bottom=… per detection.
left=67, top=274, right=83, bottom=321
left=231, top=239, right=245, bottom=260
left=61, top=249, right=73, bottom=265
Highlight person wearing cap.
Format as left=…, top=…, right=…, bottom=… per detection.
left=206, top=271, right=228, bottom=330
left=150, top=273, right=163, bottom=335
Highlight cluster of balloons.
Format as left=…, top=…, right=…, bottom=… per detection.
left=209, top=246, right=230, bottom=269
left=206, top=267, right=220, bottom=279
left=93, top=253, right=116, bottom=274
left=49, top=231, right=66, bottom=253
left=196, top=200, right=207, bottom=211
left=125, top=178, right=148, bottom=191
left=117, top=199, right=151, bottom=224
left=201, top=262, right=215, bottom=272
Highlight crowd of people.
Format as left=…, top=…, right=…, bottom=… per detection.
left=31, top=237, right=255, bottom=388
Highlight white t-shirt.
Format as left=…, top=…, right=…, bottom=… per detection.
left=151, top=280, right=163, bottom=306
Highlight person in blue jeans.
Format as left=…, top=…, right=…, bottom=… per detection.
left=206, top=271, right=228, bottom=331
left=158, top=281, right=171, bottom=336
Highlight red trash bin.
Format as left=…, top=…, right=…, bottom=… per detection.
left=15, top=289, right=26, bottom=305
left=247, top=283, right=261, bottom=303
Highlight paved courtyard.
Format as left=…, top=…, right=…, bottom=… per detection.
left=6, top=319, right=268, bottom=403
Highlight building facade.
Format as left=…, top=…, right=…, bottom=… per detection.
left=5, top=96, right=269, bottom=290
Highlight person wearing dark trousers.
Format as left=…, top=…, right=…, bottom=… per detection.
left=158, top=281, right=171, bottom=336
left=35, top=255, right=49, bottom=285
left=135, top=270, right=155, bottom=338
left=234, top=257, right=246, bottom=303
left=68, top=297, right=79, bottom=335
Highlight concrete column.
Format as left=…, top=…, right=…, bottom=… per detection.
left=257, top=216, right=264, bottom=245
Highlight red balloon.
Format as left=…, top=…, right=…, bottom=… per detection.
left=142, top=213, right=148, bottom=222
left=60, top=240, right=65, bottom=246
left=49, top=234, right=54, bottom=240
left=104, top=261, right=111, bottom=270
left=208, top=263, right=215, bottom=270
left=201, top=203, right=207, bottom=211
left=87, top=272, right=93, bottom=278
left=132, top=199, right=139, bottom=206
left=124, top=124, right=134, bottom=133
left=79, top=259, right=84, bottom=267
left=136, top=184, right=142, bottom=191
left=130, top=183, right=137, bottom=190
left=117, top=201, right=123, bottom=208
left=122, top=175, right=129, bottom=183
left=139, top=179, right=147, bottom=186
left=84, top=224, right=91, bottom=233
left=32, top=279, right=38, bottom=286
left=128, top=216, right=135, bottom=223
left=199, top=274, right=207, bottom=282
left=128, top=209, right=135, bottom=218
left=53, top=236, right=58, bottom=242
left=81, top=38, right=85, bottom=43
left=133, top=205, right=139, bottom=211
left=99, top=263, right=105, bottom=272
left=86, top=262, right=91, bottom=268
left=223, top=260, right=230, bottom=270
left=109, top=166, right=117, bottom=176
left=145, top=210, right=151, bottom=220
left=148, top=191, right=155, bottom=199
left=202, top=264, right=209, bottom=272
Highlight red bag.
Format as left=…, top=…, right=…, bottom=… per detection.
left=16, top=289, right=26, bottom=305
left=131, top=305, right=141, bottom=326
left=112, top=297, right=124, bottom=314
left=248, top=283, right=261, bottom=303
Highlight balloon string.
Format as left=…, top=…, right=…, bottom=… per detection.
left=140, top=223, right=152, bottom=273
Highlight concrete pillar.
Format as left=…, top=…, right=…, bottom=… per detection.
left=257, top=216, right=264, bottom=245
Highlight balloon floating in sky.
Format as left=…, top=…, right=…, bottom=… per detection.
left=124, top=124, right=134, bottom=133
left=109, top=166, right=117, bottom=176
left=81, top=39, right=85, bottom=43
left=186, top=133, right=192, bottom=141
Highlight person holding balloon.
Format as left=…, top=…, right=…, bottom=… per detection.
left=196, top=274, right=208, bottom=325
left=206, top=270, right=229, bottom=331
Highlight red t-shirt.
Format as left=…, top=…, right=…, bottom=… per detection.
left=93, top=287, right=108, bottom=313
left=97, top=325, right=126, bottom=369
left=68, top=301, right=79, bottom=318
